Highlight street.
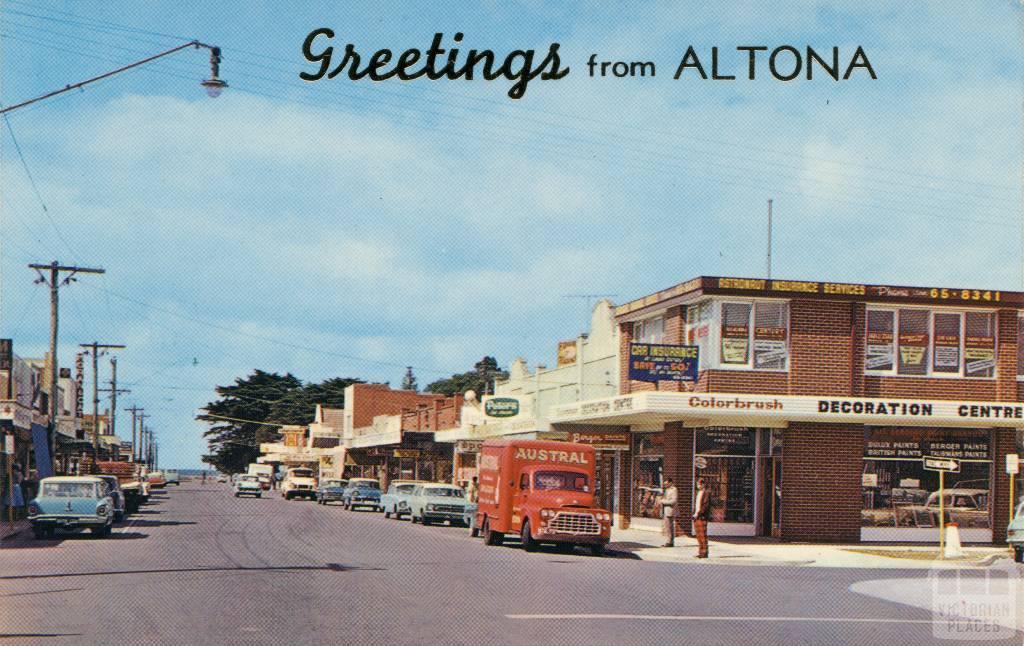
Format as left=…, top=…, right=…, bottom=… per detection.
left=1, top=482, right=1018, bottom=645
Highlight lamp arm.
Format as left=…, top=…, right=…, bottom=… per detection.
left=1, top=40, right=219, bottom=115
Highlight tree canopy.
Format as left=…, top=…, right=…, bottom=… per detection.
left=199, top=370, right=363, bottom=473
left=425, top=356, right=508, bottom=397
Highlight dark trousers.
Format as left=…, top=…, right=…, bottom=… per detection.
left=693, top=518, right=709, bottom=557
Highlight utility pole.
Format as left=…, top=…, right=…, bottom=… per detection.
left=767, top=198, right=773, bottom=280
left=124, top=405, right=144, bottom=463
left=29, top=262, right=105, bottom=475
left=98, top=357, right=130, bottom=441
left=80, top=342, right=126, bottom=456
left=138, top=413, right=150, bottom=464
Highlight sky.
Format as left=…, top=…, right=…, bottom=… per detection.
left=1, top=1, right=1022, bottom=468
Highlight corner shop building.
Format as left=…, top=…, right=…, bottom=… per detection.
left=549, top=276, right=1024, bottom=543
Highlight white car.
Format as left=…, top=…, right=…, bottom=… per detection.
left=234, top=475, right=262, bottom=498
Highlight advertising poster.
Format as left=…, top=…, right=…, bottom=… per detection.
left=4, top=2, right=1024, bottom=643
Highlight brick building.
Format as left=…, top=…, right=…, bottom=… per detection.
left=549, top=276, right=1024, bottom=544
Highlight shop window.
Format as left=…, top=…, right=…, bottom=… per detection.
left=694, top=428, right=756, bottom=524
left=632, top=316, right=665, bottom=344
left=964, top=311, right=996, bottom=378
left=720, top=303, right=751, bottom=365
left=631, top=432, right=664, bottom=519
left=861, top=427, right=991, bottom=530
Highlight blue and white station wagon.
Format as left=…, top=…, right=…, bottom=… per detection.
left=28, top=476, right=115, bottom=539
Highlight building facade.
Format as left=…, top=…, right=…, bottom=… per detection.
left=547, top=276, right=1024, bottom=544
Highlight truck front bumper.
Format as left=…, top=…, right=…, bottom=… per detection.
left=535, top=529, right=610, bottom=545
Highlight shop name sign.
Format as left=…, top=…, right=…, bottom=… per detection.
left=568, top=431, right=630, bottom=449
left=629, top=343, right=699, bottom=382
left=485, top=398, right=520, bottom=418
left=818, top=399, right=1024, bottom=421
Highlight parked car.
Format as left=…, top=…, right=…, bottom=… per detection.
left=234, top=475, right=263, bottom=498
left=316, top=478, right=347, bottom=505
left=1008, top=500, right=1023, bottom=563
left=342, top=478, right=382, bottom=511
left=27, top=476, right=115, bottom=539
left=408, top=484, right=468, bottom=526
left=381, top=480, right=426, bottom=519
left=925, top=488, right=990, bottom=528
left=164, top=470, right=180, bottom=486
left=94, top=475, right=127, bottom=522
left=147, top=471, right=167, bottom=489
left=216, top=473, right=228, bottom=483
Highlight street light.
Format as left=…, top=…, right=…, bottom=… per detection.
left=0, top=40, right=228, bottom=115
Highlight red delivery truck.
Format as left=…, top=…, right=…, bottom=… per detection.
left=472, top=439, right=611, bottom=556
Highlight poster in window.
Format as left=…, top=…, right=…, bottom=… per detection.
left=721, top=325, right=749, bottom=364
left=898, top=332, right=927, bottom=366
left=865, top=330, right=894, bottom=370
left=933, top=334, right=961, bottom=371
left=965, top=335, right=996, bottom=376
left=753, top=326, right=787, bottom=368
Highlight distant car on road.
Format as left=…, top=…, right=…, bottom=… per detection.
left=282, top=467, right=317, bottom=500
left=94, top=475, right=127, bottom=522
left=408, top=484, right=468, bottom=526
left=234, top=475, right=263, bottom=498
left=316, top=479, right=348, bottom=505
left=216, top=474, right=228, bottom=483
left=342, top=478, right=382, bottom=511
left=27, top=476, right=115, bottom=539
left=164, top=470, right=180, bottom=486
left=147, top=471, right=167, bottom=489
left=381, top=480, right=425, bottom=519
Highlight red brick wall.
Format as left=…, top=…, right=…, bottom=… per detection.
left=780, top=422, right=863, bottom=541
left=992, top=428, right=1017, bottom=544
left=400, top=394, right=463, bottom=432
left=789, top=300, right=854, bottom=396
left=996, top=310, right=1019, bottom=401
left=662, top=422, right=694, bottom=536
left=705, top=371, right=789, bottom=394
left=863, top=376, right=997, bottom=400
left=351, top=384, right=445, bottom=428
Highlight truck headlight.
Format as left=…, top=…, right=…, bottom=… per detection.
left=540, top=509, right=554, bottom=518
left=596, top=512, right=611, bottom=523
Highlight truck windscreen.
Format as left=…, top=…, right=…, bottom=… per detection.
left=534, top=471, right=589, bottom=492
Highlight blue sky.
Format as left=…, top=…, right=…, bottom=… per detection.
left=1, top=1, right=1022, bottom=468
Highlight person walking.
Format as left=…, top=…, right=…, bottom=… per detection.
left=660, top=477, right=678, bottom=547
left=693, top=477, right=711, bottom=558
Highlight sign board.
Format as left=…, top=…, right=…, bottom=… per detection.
left=694, top=456, right=708, bottom=470
left=862, top=473, right=878, bottom=487
left=567, top=430, right=630, bottom=450
left=393, top=449, right=421, bottom=458
left=1008, top=454, right=1020, bottom=475
left=557, top=340, right=577, bottom=367
left=923, top=456, right=960, bottom=473
left=455, top=440, right=484, bottom=453
left=628, top=343, right=699, bottom=382
left=3, top=434, right=12, bottom=455
left=485, top=398, right=520, bottom=418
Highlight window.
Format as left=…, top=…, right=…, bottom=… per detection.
left=964, top=312, right=996, bottom=378
left=866, top=308, right=997, bottom=378
left=1018, top=313, right=1024, bottom=378
left=632, top=316, right=665, bottom=343
left=719, top=301, right=789, bottom=370
left=686, top=301, right=713, bottom=369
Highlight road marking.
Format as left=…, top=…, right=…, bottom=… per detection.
left=504, top=614, right=940, bottom=624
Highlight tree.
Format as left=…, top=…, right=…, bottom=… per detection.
left=425, top=356, right=508, bottom=397
left=401, top=366, right=418, bottom=391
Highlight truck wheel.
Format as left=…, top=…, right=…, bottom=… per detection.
left=521, top=520, right=538, bottom=552
left=482, top=518, right=504, bottom=546
left=589, top=544, right=606, bottom=557
left=1015, top=546, right=1023, bottom=563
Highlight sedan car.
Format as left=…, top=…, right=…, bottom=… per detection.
left=342, top=478, right=382, bottom=511
left=381, top=480, right=425, bottom=519
left=27, top=476, right=115, bottom=538
left=316, top=479, right=348, bottom=505
left=233, top=475, right=263, bottom=498
left=408, top=484, right=468, bottom=526
left=95, top=475, right=127, bottom=522
left=1009, top=500, right=1024, bottom=563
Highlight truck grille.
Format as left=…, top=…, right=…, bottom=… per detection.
left=433, top=504, right=465, bottom=513
left=548, top=512, right=600, bottom=535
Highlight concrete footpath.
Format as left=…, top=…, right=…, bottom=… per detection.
left=608, top=526, right=1015, bottom=569
left=0, top=519, right=28, bottom=542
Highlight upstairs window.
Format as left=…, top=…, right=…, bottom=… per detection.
left=686, top=301, right=714, bottom=370
left=1018, top=313, right=1024, bottom=378
left=633, top=316, right=665, bottom=344
left=719, top=301, right=789, bottom=370
left=866, top=308, right=996, bottom=379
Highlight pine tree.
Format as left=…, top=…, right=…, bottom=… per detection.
left=401, top=366, right=418, bottom=391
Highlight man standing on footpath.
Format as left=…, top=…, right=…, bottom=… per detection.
left=660, top=477, right=678, bottom=547
left=693, top=477, right=710, bottom=558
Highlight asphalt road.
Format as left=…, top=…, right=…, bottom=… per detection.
left=0, top=482, right=1020, bottom=645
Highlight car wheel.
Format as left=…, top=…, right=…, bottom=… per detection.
left=422, top=516, right=432, bottom=526
left=521, top=520, right=538, bottom=552
left=1015, top=546, right=1023, bottom=563
left=256, top=493, right=261, bottom=498
left=115, top=511, right=124, bottom=522
left=384, top=508, right=392, bottom=519
left=234, top=492, right=240, bottom=497
left=32, top=527, right=46, bottom=540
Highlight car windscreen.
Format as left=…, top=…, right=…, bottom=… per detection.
left=42, top=482, right=97, bottom=498
left=396, top=484, right=417, bottom=494
left=290, top=470, right=314, bottom=478
left=534, top=471, right=589, bottom=492
left=354, top=482, right=379, bottom=490
left=424, top=487, right=463, bottom=497
left=322, top=480, right=343, bottom=488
